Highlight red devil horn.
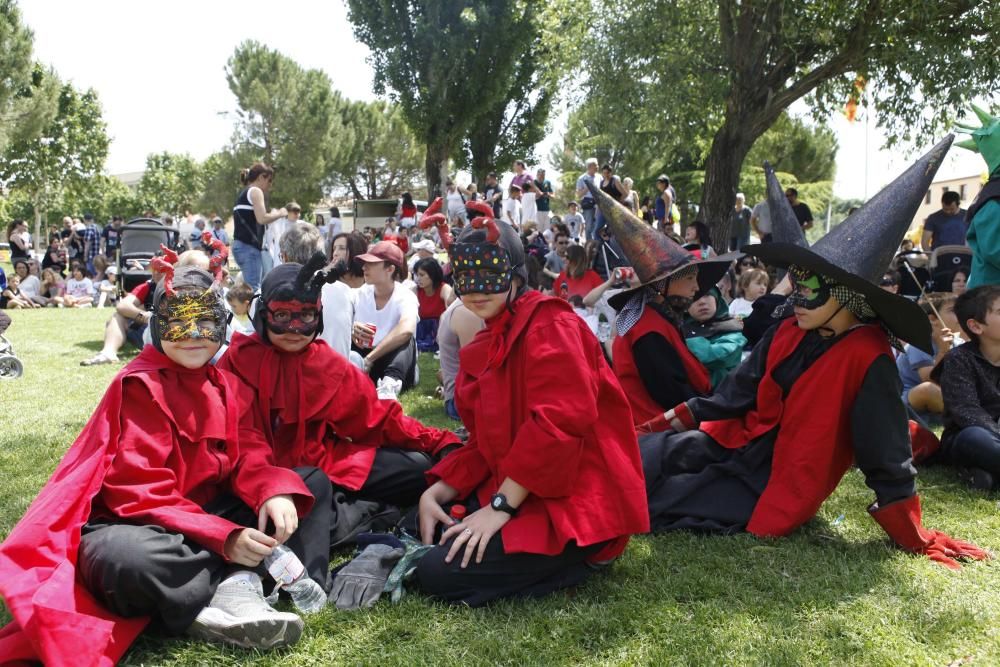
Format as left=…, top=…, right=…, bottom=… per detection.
left=423, top=197, right=444, bottom=218
left=466, top=200, right=494, bottom=219
left=161, top=244, right=179, bottom=265
left=151, top=257, right=176, bottom=297
left=419, top=213, right=448, bottom=230
left=470, top=216, right=500, bottom=243
left=201, top=231, right=230, bottom=285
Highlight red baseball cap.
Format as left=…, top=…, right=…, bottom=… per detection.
left=357, top=240, right=404, bottom=268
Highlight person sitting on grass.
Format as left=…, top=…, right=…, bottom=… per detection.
left=12, top=258, right=48, bottom=307
left=60, top=265, right=95, bottom=308
left=729, top=268, right=771, bottom=319
left=351, top=240, right=420, bottom=401
left=585, top=179, right=732, bottom=427
left=414, top=205, right=648, bottom=607
left=1, top=274, right=37, bottom=309
left=638, top=138, right=988, bottom=570
left=932, top=285, right=1000, bottom=490
left=553, top=244, right=605, bottom=301
left=897, top=292, right=959, bottom=428
left=0, top=265, right=334, bottom=664
left=217, top=253, right=461, bottom=546
left=683, top=288, right=747, bottom=387
left=413, top=256, right=454, bottom=353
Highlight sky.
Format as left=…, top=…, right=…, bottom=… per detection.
left=19, top=0, right=989, bottom=200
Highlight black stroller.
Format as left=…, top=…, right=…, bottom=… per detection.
left=928, top=245, right=973, bottom=292
left=894, top=250, right=932, bottom=300
left=116, top=217, right=179, bottom=296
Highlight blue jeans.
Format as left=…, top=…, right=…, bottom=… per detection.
left=951, top=426, right=1000, bottom=475
left=232, top=239, right=264, bottom=291
left=444, top=398, right=460, bottom=421
left=582, top=207, right=597, bottom=242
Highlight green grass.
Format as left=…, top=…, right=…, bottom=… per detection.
left=2, top=309, right=1000, bottom=665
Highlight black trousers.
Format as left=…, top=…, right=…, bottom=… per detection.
left=329, top=448, right=434, bottom=549
left=77, top=467, right=333, bottom=634
left=414, top=495, right=607, bottom=607
left=354, top=337, right=417, bottom=389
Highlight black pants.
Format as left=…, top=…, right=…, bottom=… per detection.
left=77, top=467, right=333, bottom=634
left=951, top=426, right=1000, bottom=475
left=329, top=448, right=434, bottom=549
left=354, top=337, right=417, bottom=389
left=414, top=495, right=606, bottom=607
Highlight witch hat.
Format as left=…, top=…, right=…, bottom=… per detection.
left=583, top=178, right=737, bottom=307
left=763, top=161, right=809, bottom=247
left=746, top=135, right=954, bottom=353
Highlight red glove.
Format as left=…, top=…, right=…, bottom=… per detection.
left=637, top=413, right=671, bottom=434
left=869, top=495, right=990, bottom=570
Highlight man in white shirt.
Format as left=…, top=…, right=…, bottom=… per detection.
left=750, top=199, right=773, bottom=243
left=263, top=201, right=300, bottom=276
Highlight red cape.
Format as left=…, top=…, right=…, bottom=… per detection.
left=428, top=291, right=649, bottom=561
left=218, top=334, right=458, bottom=490
left=0, top=347, right=242, bottom=666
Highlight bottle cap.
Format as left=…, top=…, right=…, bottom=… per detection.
left=449, top=504, right=467, bottom=521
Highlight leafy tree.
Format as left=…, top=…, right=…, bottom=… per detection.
left=135, top=152, right=204, bottom=217
left=0, top=2, right=59, bottom=155
left=225, top=40, right=345, bottom=207
left=0, top=81, right=109, bottom=241
left=329, top=100, right=425, bottom=200
left=346, top=0, right=546, bottom=196
left=198, top=149, right=249, bottom=219
left=583, top=0, right=1000, bottom=243
left=62, top=173, right=140, bottom=224
left=745, top=113, right=838, bottom=185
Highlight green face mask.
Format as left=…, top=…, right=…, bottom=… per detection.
left=788, top=268, right=831, bottom=310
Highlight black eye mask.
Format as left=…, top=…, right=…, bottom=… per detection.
left=153, top=289, right=228, bottom=344
left=263, top=299, right=321, bottom=337
left=787, top=267, right=832, bottom=310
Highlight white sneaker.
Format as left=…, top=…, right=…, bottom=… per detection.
left=187, top=571, right=304, bottom=650
left=376, top=377, right=403, bottom=401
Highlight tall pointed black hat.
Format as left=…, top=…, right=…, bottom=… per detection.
left=745, top=135, right=954, bottom=353
left=764, top=161, right=809, bottom=247
left=583, top=178, right=739, bottom=310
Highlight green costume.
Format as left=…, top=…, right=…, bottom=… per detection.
left=956, top=104, right=1000, bottom=289
left=683, top=288, right=747, bottom=387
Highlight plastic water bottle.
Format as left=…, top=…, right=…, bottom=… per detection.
left=597, top=313, right=611, bottom=343
left=264, top=544, right=326, bottom=613
left=449, top=505, right=467, bottom=522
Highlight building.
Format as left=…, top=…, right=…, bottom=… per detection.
left=909, top=173, right=987, bottom=239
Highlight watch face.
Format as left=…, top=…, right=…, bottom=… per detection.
left=492, top=497, right=502, bottom=509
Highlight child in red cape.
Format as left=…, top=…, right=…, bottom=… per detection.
left=414, top=202, right=648, bottom=606
left=217, top=253, right=460, bottom=545
left=0, top=266, right=333, bottom=665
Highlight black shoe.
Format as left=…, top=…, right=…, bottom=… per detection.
left=960, top=467, right=995, bottom=491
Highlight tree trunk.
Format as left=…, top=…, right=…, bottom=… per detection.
left=424, top=143, right=450, bottom=201
left=33, top=207, right=43, bottom=259
left=700, top=116, right=755, bottom=250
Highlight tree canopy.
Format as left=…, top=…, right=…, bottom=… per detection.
left=225, top=40, right=345, bottom=207
left=0, top=1, right=58, bottom=156
left=579, top=0, right=1000, bottom=242
left=346, top=0, right=554, bottom=196
left=135, top=152, right=204, bottom=217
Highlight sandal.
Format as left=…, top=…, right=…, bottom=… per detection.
left=81, top=353, right=117, bottom=367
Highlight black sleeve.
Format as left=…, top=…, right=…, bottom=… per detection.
left=852, top=354, right=917, bottom=505
left=687, top=324, right=775, bottom=421
left=936, top=350, right=1000, bottom=434
left=633, top=333, right=702, bottom=411
left=742, top=294, right=789, bottom=348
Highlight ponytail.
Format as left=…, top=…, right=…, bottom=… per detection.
left=241, top=162, right=274, bottom=186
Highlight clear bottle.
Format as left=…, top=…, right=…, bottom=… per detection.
left=597, top=313, right=611, bottom=343
left=264, top=544, right=326, bottom=613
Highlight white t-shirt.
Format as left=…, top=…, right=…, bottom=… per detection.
left=520, top=192, right=537, bottom=224
left=320, top=281, right=355, bottom=359
left=264, top=217, right=291, bottom=265
left=728, top=297, right=756, bottom=318
left=351, top=282, right=419, bottom=348
left=502, top=198, right=522, bottom=228
left=65, top=277, right=94, bottom=298
left=327, top=217, right=344, bottom=239
left=446, top=191, right=466, bottom=219
left=18, top=275, right=41, bottom=299
left=751, top=202, right=772, bottom=235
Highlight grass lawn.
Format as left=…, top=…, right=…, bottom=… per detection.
left=2, top=308, right=1000, bottom=666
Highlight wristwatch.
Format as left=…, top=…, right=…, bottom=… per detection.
left=490, top=492, right=518, bottom=516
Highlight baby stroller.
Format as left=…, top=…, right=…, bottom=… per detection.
left=928, top=245, right=973, bottom=292
left=116, top=217, right=179, bottom=295
left=0, top=312, right=22, bottom=379
left=894, top=250, right=932, bottom=300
